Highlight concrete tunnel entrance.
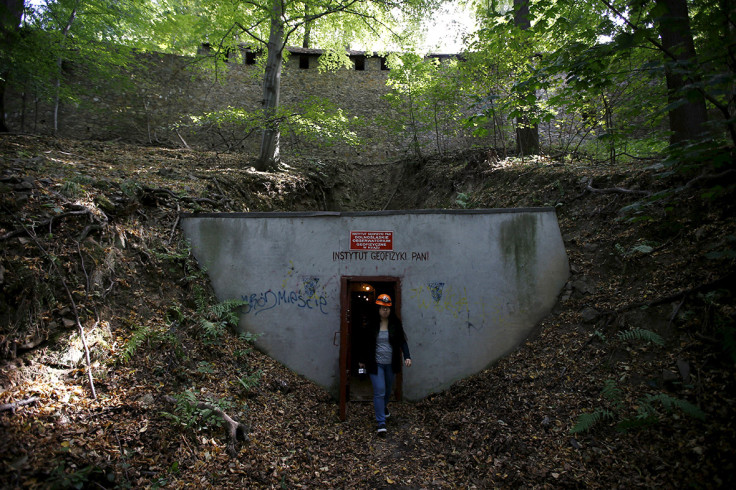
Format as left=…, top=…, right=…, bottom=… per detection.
left=180, top=208, right=570, bottom=419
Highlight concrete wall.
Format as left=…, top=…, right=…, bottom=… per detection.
left=180, top=208, right=569, bottom=400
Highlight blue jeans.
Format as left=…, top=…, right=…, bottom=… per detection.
left=370, top=363, right=394, bottom=425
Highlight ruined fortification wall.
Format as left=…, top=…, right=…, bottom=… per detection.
left=5, top=49, right=481, bottom=164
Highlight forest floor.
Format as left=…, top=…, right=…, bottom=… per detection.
left=1, top=134, right=735, bottom=488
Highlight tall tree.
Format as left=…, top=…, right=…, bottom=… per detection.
left=384, top=53, right=465, bottom=157
left=157, top=0, right=437, bottom=171
left=52, top=0, right=77, bottom=134
left=259, top=0, right=286, bottom=169
left=594, top=0, right=735, bottom=148
left=465, top=0, right=551, bottom=156
left=302, top=2, right=312, bottom=48
left=0, top=0, right=24, bottom=132
left=4, top=0, right=157, bottom=134
left=654, top=0, right=708, bottom=145
left=237, top=0, right=436, bottom=170
left=512, top=0, right=539, bottom=156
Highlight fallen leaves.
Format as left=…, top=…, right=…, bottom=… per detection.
left=2, top=135, right=735, bottom=488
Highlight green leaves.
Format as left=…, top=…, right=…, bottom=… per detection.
left=236, top=369, right=262, bottom=392
left=119, top=324, right=152, bottom=364
left=199, top=299, right=248, bottom=345
left=572, top=380, right=705, bottom=434
left=617, top=328, right=664, bottom=346
left=384, top=53, right=466, bottom=156
left=161, top=390, right=223, bottom=431
left=571, top=408, right=614, bottom=434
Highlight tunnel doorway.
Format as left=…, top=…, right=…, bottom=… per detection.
left=338, top=276, right=401, bottom=421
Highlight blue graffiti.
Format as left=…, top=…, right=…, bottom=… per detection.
left=302, top=276, right=319, bottom=298
left=241, top=280, right=328, bottom=316
left=427, top=282, right=445, bottom=303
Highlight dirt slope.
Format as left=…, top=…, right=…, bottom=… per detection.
left=1, top=135, right=735, bottom=488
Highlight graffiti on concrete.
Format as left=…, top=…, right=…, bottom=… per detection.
left=427, top=282, right=445, bottom=302
left=241, top=275, right=328, bottom=316
left=302, top=276, right=320, bottom=298
left=412, top=282, right=497, bottom=333
left=411, top=282, right=469, bottom=319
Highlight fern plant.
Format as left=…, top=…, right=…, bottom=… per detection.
left=119, top=324, right=152, bottom=364
left=572, top=379, right=622, bottom=433
left=161, top=390, right=199, bottom=428
left=207, top=299, right=248, bottom=328
left=572, top=327, right=704, bottom=434
left=600, top=379, right=624, bottom=411
left=119, top=322, right=180, bottom=365
left=632, top=393, right=705, bottom=423
left=455, top=192, right=471, bottom=208
left=199, top=299, right=248, bottom=345
left=617, top=328, right=664, bottom=346
left=160, top=240, right=250, bottom=344
left=572, top=381, right=706, bottom=434
left=240, top=331, right=262, bottom=344
left=571, top=408, right=615, bottom=434
left=161, top=390, right=219, bottom=430
left=236, top=369, right=263, bottom=392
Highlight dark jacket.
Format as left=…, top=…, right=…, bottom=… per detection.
left=361, top=317, right=411, bottom=375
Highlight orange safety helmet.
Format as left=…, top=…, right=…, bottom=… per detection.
left=376, top=294, right=392, bottom=307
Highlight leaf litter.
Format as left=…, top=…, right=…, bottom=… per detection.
left=1, top=135, right=735, bottom=488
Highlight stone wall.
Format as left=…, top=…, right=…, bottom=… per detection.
left=5, top=48, right=489, bottom=164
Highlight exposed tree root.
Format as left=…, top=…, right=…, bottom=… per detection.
left=162, top=395, right=250, bottom=458
left=4, top=208, right=97, bottom=399
left=0, top=208, right=99, bottom=242
left=583, top=177, right=651, bottom=196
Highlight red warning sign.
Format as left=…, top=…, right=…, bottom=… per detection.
left=350, top=231, right=394, bottom=251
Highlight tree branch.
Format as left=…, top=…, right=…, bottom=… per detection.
left=234, top=20, right=267, bottom=46
left=162, top=395, right=249, bottom=458
left=583, top=177, right=651, bottom=196
left=0, top=397, right=40, bottom=413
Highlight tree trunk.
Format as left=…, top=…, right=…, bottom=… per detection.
left=513, top=0, right=539, bottom=156
left=0, top=78, right=8, bottom=132
left=256, top=0, right=285, bottom=171
left=655, top=0, right=708, bottom=145
left=1, top=0, right=25, bottom=132
left=515, top=120, right=539, bottom=157
left=302, top=3, right=312, bottom=48
left=302, top=23, right=311, bottom=48
left=53, top=5, right=78, bottom=135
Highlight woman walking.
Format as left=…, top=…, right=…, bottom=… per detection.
left=359, top=294, right=412, bottom=435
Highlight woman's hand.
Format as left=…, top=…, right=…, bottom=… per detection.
left=404, top=359, right=412, bottom=367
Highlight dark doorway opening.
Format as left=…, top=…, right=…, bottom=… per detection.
left=338, top=276, right=401, bottom=420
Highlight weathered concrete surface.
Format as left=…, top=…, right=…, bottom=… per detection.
left=180, top=209, right=569, bottom=400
